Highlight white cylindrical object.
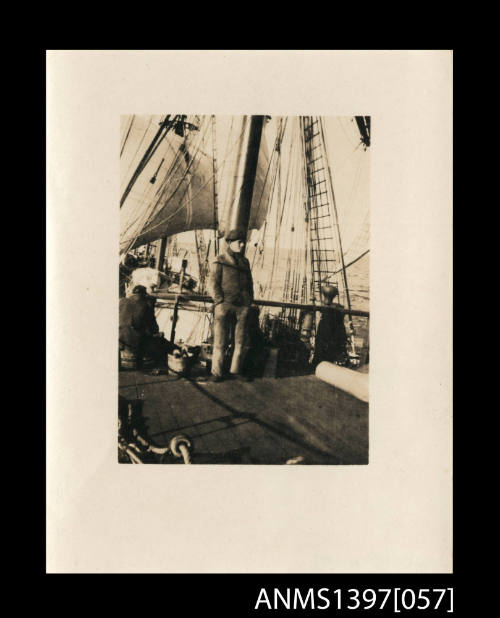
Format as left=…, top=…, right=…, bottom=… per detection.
left=315, top=362, right=369, bottom=403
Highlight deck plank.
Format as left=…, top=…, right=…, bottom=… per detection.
left=119, top=370, right=368, bottom=464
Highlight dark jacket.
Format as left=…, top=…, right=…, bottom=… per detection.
left=209, top=249, right=254, bottom=307
left=119, top=293, right=159, bottom=350
left=312, top=305, right=348, bottom=366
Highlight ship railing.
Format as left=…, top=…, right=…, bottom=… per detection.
left=152, top=291, right=369, bottom=318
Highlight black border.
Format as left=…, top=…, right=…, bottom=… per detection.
left=41, top=49, right=456, bottom=613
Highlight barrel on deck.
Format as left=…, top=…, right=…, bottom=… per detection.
left=168, top=352, right=188, bottom=375
left=315, top=361, right=369, bottom=403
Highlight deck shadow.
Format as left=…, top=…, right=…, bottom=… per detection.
left=150, top=412, right=252, bottom=438
left=180, top=378, right=345, bottom=464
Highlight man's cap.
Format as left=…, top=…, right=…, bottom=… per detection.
left=225, top=228, right=246, bottom=242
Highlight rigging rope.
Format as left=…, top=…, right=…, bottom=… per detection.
left=121, top=117, right=154, bottom=191
left=320, top=116, right=354, bottom=322
left=120, top=160, right=170, bottom=241
left=249, top=117, right=287, bottom=269
left=121, top=119, right=250, bottom=252
left=120, top=122, right=187, bottom=240
left=324, top=249, right=370, bottom=279
left=339, top=149, right=367, bottom=250
left=149, top=117, right=211, bottom=223
left=131, top=119, right=213, bottom=240
left=344, top=208, right=369, bottom=261
left=263, top=122, right=289, bottom=293
left=120, top=115, right=135, bottom=158
left=122, top=118, right=211, bottom=253
left=337, top=117, right=358, bottom=150
left=120, top=115, right=177, bottom=208
left=123, top=116, right=245, bottom=246
left=251, top=117, right=288, bottom=224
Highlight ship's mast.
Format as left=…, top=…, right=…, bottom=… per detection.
left=225, top=115, right=265, bottom=251
left=211, top=115, right=220, bottom=256
left=155, top=237, right=168, bottom=272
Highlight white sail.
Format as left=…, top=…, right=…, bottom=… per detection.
left=120, top=115, right=272, bottom=254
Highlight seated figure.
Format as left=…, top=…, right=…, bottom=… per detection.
left=119, top=285, right=178, bottom=369
left=128, top=267, right=167, bottom=295
left=119, top=253, right=137, bottom=298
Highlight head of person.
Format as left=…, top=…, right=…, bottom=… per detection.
left=225, top=229, right=246, bottom=253
left=321, top=284, right=338, bottom=305
left=132, top=285, right=147, bottom=296
left=123, top=253, right=137, bottom=269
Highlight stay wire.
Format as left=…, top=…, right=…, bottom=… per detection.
left=120, top=115, right=135, bottom=158
left=123, top=118, right=211, bottom=253
left=121, top=115, right=177, bottom=208
left=121, top=117, right=154, bottom=190
left=146, top=118, right=211, bottom=226
left=250, top=117, right=286, bottom=269
left=123, top=118, right=250, bottom=250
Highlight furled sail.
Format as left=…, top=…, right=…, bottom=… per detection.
left=120, top=115, right=271, bottom=254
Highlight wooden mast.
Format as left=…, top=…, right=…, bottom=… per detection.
left=225, top=115, right=265, bottom=251
left=155, top=237, right=168, bottom=272
left=211, top=115, right=220, bottom=255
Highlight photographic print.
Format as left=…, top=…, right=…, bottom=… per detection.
left=118, top=114, right=370, bottom=465
left=47, top=51, right=452, bottom=574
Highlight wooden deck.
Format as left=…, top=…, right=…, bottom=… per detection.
left=119, top=369, right=368, bottom=465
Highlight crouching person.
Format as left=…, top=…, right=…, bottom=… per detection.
left=119, top=285, right=178, bottom=370
left=208, top=228, right=254, bottom=382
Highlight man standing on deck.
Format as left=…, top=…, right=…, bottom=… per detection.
left=208, top=228, right=254, bottom=382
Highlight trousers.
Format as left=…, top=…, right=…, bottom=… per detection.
left=211, top=302, right=250, bottom=376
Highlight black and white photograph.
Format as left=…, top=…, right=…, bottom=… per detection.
left=118, top=114, right=370, bottom=465
left=47, top=50, right=452, bottom=576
